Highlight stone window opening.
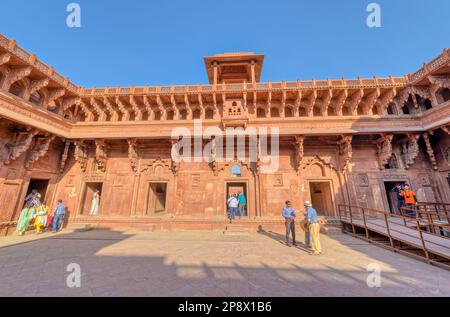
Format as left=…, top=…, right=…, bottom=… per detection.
left=436, top=87, right=450, bottom=103
left=167, top=110, right=174, bottom=120
left=313, top=106, right=322, bottom=116
left=387, top=103, right=397, bottom=115
left=270, top=107, right=280, bottom=118
left=205, top=108, right=214, bottom=120
left=285, top=107, right=294, bottom=117
left=342, top=106, right=351, bottom=116
left=298, top=107, right=307, bottom=117
left=179, top=109, right=187, bottom=120
left=9, top=81, right=25, bottom=97
left=385, top=153, right=399, bottom=169
left=30, top=91, right=42, bottom=105
left=192, top=109, right=201, bottom=119
left=256, top=108, right=266, bottom=118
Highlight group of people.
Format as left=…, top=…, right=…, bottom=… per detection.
left=16, top=189, right=66, bottom=236
left=391, top=183, right=417, bottom=217
left=282, top=200, right=323, bottom=256
left=226, top=192, right=247, bottom=223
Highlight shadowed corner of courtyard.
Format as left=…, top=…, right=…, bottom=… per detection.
left=0, top=227, right=449, bottom=297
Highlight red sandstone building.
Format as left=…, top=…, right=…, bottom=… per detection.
left=0, top=33, right=449, bottom=232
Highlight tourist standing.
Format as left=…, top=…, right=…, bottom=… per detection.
left=282, top=201, right=297, bottom=247
left=305, top=201, right=322, bottom=255
left=227, top=194, right=239, bottom=224
left=391, top=184, right=405, bottom=214
left=90, top=190, right=100, bottom=216
left=52, top=200, right=66, bottom=233
left=16, top=204, right=35, bottom=236
left=34, top=205, right=49, bottom=234
left=400, top=184, right=417, bottom=218
left=237, top=192, right=247, bottom=219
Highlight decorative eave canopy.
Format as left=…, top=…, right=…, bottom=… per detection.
left=204, top=52, right=264, bottom=84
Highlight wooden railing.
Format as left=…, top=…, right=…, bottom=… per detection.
left=338, top=204, right=450, bottom=267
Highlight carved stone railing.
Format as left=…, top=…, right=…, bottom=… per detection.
left=0, top=33, right=81, bottom=95
left=409, top=48, right=450, bottom=84
left=82, top=77, right=407, bottom=97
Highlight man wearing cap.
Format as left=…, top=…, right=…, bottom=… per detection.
left=304, top=200, right=322, bottom=255
left=282, top=201, right=297, bottom=247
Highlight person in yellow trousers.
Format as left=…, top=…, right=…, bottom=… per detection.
left=34, top=205, right=50, bottom=234
left=304, top=201, right=322, bottom=256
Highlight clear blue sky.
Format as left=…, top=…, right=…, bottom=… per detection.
left=1, top=0, right=449, bottom=87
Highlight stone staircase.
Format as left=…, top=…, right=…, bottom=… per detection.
left=223, top=223, right=249, bottom=236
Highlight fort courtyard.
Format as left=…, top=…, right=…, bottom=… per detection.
left=0, top=228, right=449, bottom=297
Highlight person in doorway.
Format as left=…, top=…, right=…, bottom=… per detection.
left=282, top=201, right=297, bottom=247
left=52, top=200, right=66, bottom=233
left=400, top=184, right=417, bottom=218
left=305, top=201, right=322, bottom=255
left=90, top=190, right=100, bottom=216
left=16, top=203, right=35, bottom=236
left=227, top=194, right=239, bottom=224
left=24, top=190, right=42, bottom=209
left=237, top=192, right=247, bottom=219
left=391, top=184, right=406, bottom=215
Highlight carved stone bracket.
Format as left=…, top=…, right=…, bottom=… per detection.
left=59, top=140, right=71, bottom=174
left=127, top=139, right=140, bottom=174
left=401, top=134, right=420, bottom=169
left=1, top=66, right=32, bottom=91
left=338, top=135, right=353, bottom=171
left=3, top=129, right=39, bottom=165
left=375, top=134, right=394, bottom=170
left=170, top=139, right=181, bottom=176
left=74, top=140, right=88, bottom=173
left=95, top=140, right=108, bottom=173
left=429, top=75, right=450, bottom=89
left=422, top=133, right=438, bottom=171
left=0, top=52, right=11, bottom=66
left=25, top=135, right=56, bottom=169
left=291, top=136, right=304, bottom=173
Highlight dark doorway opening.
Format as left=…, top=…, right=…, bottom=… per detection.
left=147, top=183, right=168, bottom=214
left=384, top=181, right=405, bottom=214
left=26, top=179, right=50, bottom=204
left=309, top=182, right=334, bottom=216
left=226, top=182, right=248, bottom=217
left=81, top=182, right=103, bottom=215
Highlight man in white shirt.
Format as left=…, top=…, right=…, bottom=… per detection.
left=227, top=194, right=239, bottom=224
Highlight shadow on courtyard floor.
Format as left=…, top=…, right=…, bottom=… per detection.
left=0, top=228, right=448, bottom=297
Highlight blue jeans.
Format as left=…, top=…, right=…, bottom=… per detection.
left=52, top=214, right=64, bottom=232
left=228, top=207, right=238, bottom=220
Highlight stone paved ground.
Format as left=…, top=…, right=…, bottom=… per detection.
left=0, top=228, right=449, bottom=297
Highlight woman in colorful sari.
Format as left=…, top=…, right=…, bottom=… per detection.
left=16, top=204, right=35, bottom=236
left=34, top=205, right=50, bottom=234
left=90, top=190, right=100, bottom=216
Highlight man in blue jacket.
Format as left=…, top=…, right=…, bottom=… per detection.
left=282, top=201, right=297, bottom=247
left=52, top=200, right=66, bottom=233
